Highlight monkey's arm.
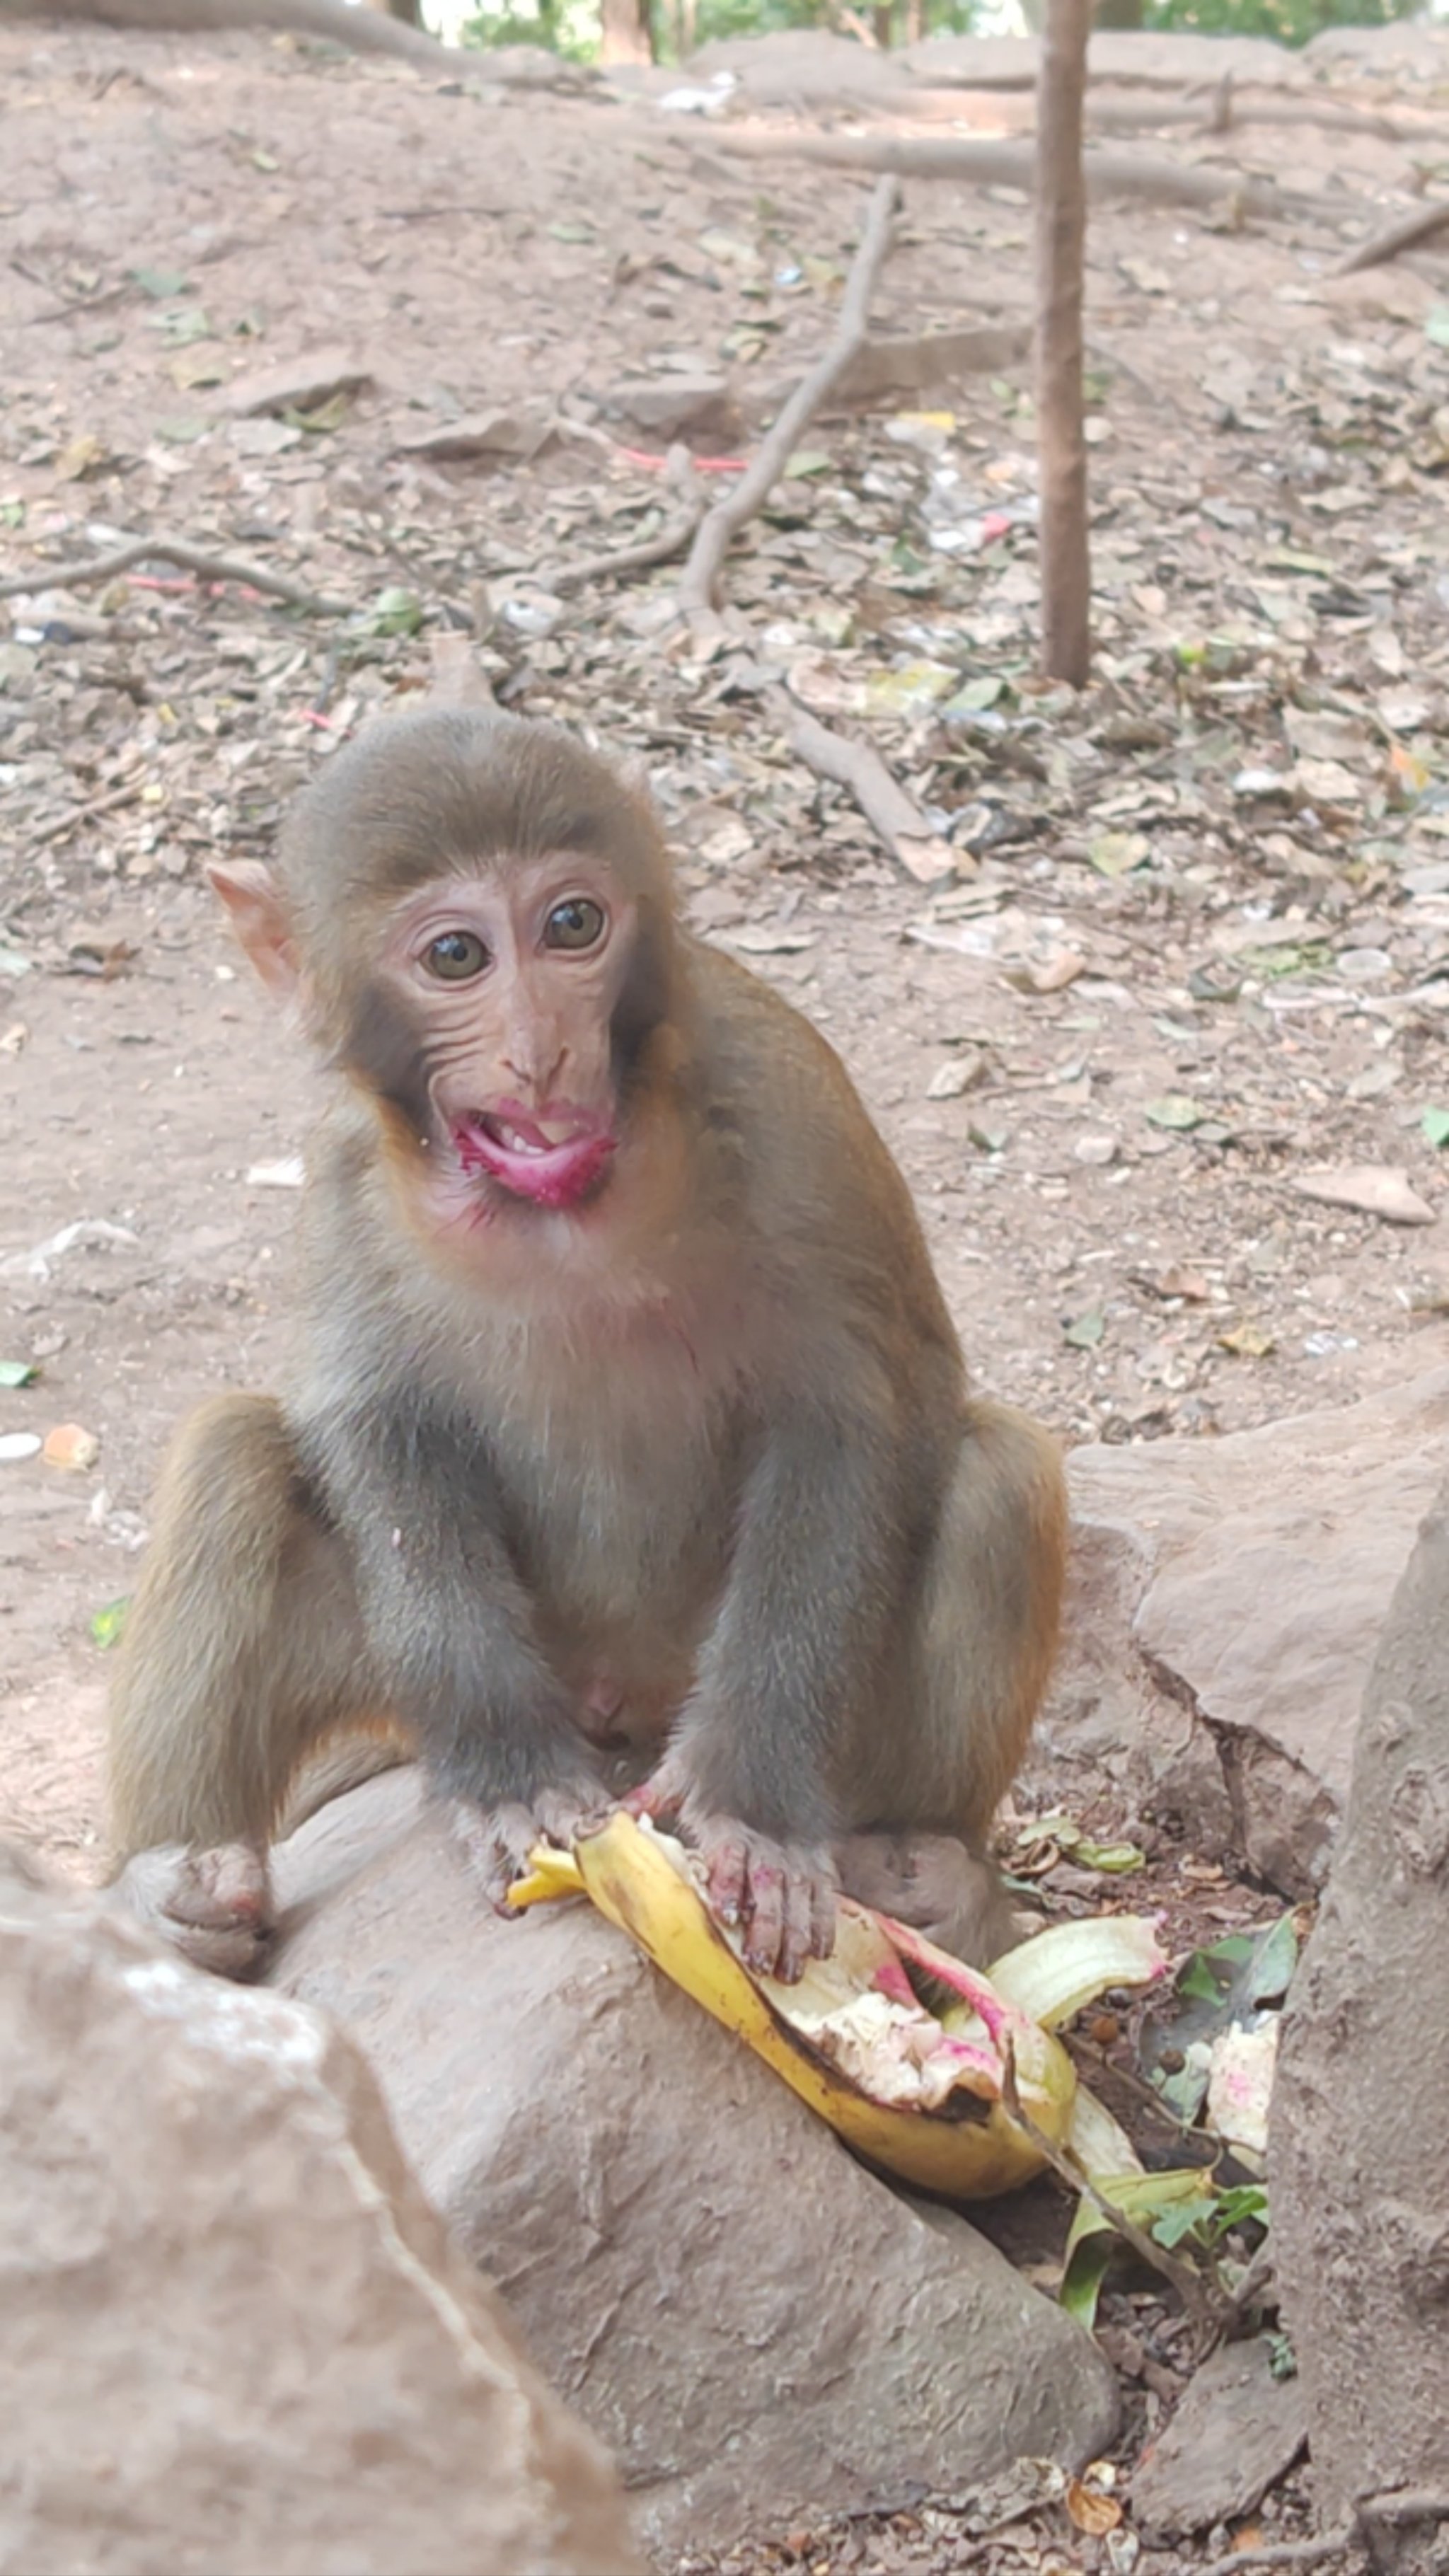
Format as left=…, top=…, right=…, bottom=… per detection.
left=639, top=1390, right=919, bottom=1973
left=299, top=1402, right=603, bottom=1887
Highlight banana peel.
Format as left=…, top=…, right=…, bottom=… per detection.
left=509, top=1813, right=1165, bottom=2202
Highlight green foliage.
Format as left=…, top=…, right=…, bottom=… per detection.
left=1143, top=0, right=1417, bottom=50
left=457, top=0, right=985, bottom=67
left=459, top=0, right=598, bottom=59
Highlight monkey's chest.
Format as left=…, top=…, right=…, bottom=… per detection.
left=504, top=1416, right=732, bottom=1604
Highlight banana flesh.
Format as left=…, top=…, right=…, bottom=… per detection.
left=509, top=1814, right=1165, bottom=2202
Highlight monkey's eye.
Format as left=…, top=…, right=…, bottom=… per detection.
left=543, top=897, right=606, bottom=953
left=423, top=931, right=490, bottom=981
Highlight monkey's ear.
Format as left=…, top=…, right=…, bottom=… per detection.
left=207, top=862, right=301, bottom=1002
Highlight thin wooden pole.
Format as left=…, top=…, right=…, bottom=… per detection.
left=1034, top=0, right=1092, bottom=688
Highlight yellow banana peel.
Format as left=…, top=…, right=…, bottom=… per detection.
left=509, top=1813, right=1165, bottom=2202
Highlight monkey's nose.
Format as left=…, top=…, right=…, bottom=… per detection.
left=502, top=1041, right=567, bottom=1099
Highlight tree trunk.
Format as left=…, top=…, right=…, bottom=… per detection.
left=1033, top=0, right=1091, bottom=687
left=1271, top=1483, right=1449, bottom=2571
left=872, top=0, right=894, bottom=46
left=903, top=0, right=923, bottom=42
left=599, top=0, right=652, bottom=62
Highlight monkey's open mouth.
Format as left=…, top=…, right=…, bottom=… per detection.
left=452, top=1110, right=616, bottom=1211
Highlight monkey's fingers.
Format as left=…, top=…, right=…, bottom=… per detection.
left=113, top=1842, right=274, bottom=1981
left=448, top=1786, right=607, bottom=1915
left=754, top=1851, right=838, bottom=1985
left=695, top=1825, right=838, bottom=1985
left=622, top=1760, right=688, bottom=1827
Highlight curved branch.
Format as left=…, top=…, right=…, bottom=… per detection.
left=676, top=175, right=900, bottom=634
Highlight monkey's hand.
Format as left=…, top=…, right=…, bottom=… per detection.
left=448, top=1783, right=610, bottom=1915
left=112, top=1842, right=274, bottom=1981
left=628, top=1763, right=838, bottom=1985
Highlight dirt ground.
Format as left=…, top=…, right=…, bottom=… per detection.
left=4, top=12, right=1449, bottom=2564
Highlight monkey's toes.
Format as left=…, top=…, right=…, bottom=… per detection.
left=114, top=1842, right=274, bottom=1981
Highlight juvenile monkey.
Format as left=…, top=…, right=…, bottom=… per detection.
left=110, top=712, right=1066, bottom=1982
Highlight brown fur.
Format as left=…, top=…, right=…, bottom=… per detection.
left=109, top=711, right=1066, bottom=1980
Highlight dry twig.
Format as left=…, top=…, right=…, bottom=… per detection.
left=553, top=446, right=707, bottom=594
left=665, top=180, right=952, bottom=880
left=1337, top=197, right=1449, bottom=275
left=998, top=2045, right=1234, bottom=2336
left=0, top=536, right=349, bottom=616
left=764, top=691, right=952, bottom=883
left=1198, top=2534, right=1358, bottom=2576
left=709, top=127, right=1325, bottom=221
left=33, top=782, right=146, bottom=848
left=678, top=175, right=900, bottom=635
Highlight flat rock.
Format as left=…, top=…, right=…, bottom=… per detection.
left=598, top=374, right=742, bottom=444
left=218, top=346, right=373, bottom=419
left=1040, top=1370, right=1449, bottom=1892
left=272, top=1777, right=1119, bottom=2557
left=0, top=1843, right=642, bottom=2576
left=1131, top=2338, right=1307, bottom=2538
left=393, top=408, right=557, bottom=463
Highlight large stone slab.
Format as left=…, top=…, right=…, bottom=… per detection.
left=1039, top=1371, right=1449, bottom=1893
left=272, top=1777, right=1119, bottom=2556
left=1271, top=1479, right=1449, bottom=2564
left=0, top=1844, right=642, bottom=2576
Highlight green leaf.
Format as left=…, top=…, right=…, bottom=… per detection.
left=1089, top=829, right=1150, bottom=878
left=1144, top=1094, right=1206, bottom=1131
left=90, top=1597, right=129, bottom=1651
left=366, top=586, right=424, bottom=637
left=1072, top=1838, right=1146, bottom=1875
left=1141, top=1918, right=1298, bottom=2112
left=1427, top=308, right=1449, bottom=350
left=1422, top=1107, right=1449, bottom=1150
left=132, top=265, right=191, bottom=299
left=784, top=450, right=832, bottom=480
left=947, top=674, right=1005, bottom=713
left=287, top=392, right=350, bottom=435
left=1060, top=2169, right=1213, bottom=2329
left=1063, top=1305, right=1106, bottom=1349
left=0, top=1359, right=37, bottom=1388
left=1058, top=2229, right=1120, bottom=2330
left=1215, top=2184, right=1270, bottom=2231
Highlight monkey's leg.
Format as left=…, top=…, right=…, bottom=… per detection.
left=109, top=1394, right=379, bottom=1977
left=837, top=1398, right=1067, bottom=1964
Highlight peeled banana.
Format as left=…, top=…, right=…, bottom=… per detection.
left=510, top=1815, right=1165, bottom=2202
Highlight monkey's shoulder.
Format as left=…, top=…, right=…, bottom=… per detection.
left=683, top=937, right=958, bottom=1353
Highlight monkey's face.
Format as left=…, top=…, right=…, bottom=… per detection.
left=373, top=857, right=639, bottom=1213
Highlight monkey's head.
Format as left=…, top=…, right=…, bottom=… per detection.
left=211, top=711, right=678, bottom=1216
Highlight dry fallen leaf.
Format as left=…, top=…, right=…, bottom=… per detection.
left=1066, top=2475, right=1124, bottom=2536
left=1005, top=951, right=1086, bottom=995
left=42, top=1423, right=100, bottom=1472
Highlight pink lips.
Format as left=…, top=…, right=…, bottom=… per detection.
left=452, top=1105, right=616, bottom=1210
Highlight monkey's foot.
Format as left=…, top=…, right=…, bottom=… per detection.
left=628, top=1771, right=836, bottom=1983
left=447, top=1786, right=608, bottom=1914
left=113, top=1842, right=274, bottom=1980
left=833, top=1833, right=1027, bottom=1969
